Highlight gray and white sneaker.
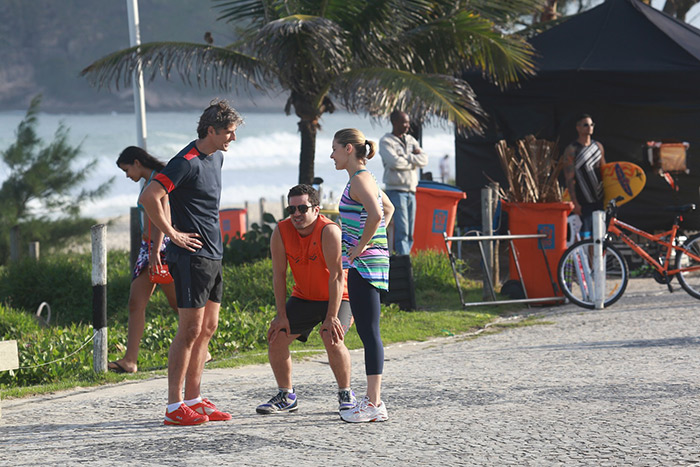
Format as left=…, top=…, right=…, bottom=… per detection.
left=340, top=395, right=388, bottom=423
left=256, top=390, right=298, bottom=414
left=338, top=389, right=357, bottom=412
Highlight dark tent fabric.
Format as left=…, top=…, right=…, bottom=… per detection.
left=457, top=0, right=700, bottom=232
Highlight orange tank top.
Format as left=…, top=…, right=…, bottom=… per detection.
left=278, top=214, right=349, bottom=301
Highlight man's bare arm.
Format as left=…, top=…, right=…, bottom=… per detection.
left=562, top=145, right=581, bottom=214
left=268, top=227, right=291, bottom=343
left=140, top=182, right=201, bottom=251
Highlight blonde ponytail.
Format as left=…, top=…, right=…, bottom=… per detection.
left=333, top=128, right=376, bottom=160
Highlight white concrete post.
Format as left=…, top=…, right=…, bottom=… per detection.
left=91, top=224, right=108, bottom=373
left=593, top=210, right=606, bottom=309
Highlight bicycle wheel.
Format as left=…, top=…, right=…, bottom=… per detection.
left=557, top=239, right=628, bottom=309
left=675, top=233, right=700, bottom=299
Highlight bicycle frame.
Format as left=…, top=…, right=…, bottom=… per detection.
left=606, top=216, right=700, bottom=276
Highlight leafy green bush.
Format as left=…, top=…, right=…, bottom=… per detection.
left=0, top=252, right=280, bottom=388
left=222, top=212, right=278, bottom=265
left=412, top=250, right=466, bottom=293
left=0, top=248, right=469, bottom=389
left=213, top=301, right=275, bottom=353
left=0, top=251, right=132, bottom=325
left=0, top=304, right=96, bottom=386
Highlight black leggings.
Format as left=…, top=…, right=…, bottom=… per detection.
left=347, top=268, right=384, bottom=375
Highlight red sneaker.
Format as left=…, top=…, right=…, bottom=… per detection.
left=189, top=398, right=232, bottom=422
left=164, top=403, right=209, bottom=426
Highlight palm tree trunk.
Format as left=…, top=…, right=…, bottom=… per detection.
left=297, top=119, right=317, bottom=185
left=289, top=92, right=335, bottom=185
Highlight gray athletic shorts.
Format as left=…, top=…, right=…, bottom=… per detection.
left=286, top=297, right=352, bottom=343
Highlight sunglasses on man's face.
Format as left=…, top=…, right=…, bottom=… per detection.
left=580, top=122, right=595, bottom=127
left=286, top=204, right=315, bottom=215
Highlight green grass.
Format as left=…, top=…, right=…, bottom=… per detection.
left=0, top=249, right=538, bottom=400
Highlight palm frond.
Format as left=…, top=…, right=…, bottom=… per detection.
left=334, top=68, right=485, bottom=134
left=402, top=10, right=535, bottom=86
left=213, top=0, right=282, bottom=27
left=80, top=42, right=266, bottom=91
left=324, top=0, right=434, bottom=68
left=254, top=15, right=350, bottom=94
left=465, top=0, right=547, bottom=23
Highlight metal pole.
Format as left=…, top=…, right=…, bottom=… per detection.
left=126, top=0, right=147, bottom=150
left=481, top=187, right=494, bottom=299
left=91, top=224, right=108, bottom=373
left=126, top=0, right=147, bottom=272
left=446, top=234, right=548, bottom=242
left=508, top=230, right=530, bottom=302
left=490, top=183, right=500, bottom=286
left=593, top=210, right=606, bottom=309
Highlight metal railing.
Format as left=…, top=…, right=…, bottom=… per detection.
left=443, top=231, right=565, bottom=307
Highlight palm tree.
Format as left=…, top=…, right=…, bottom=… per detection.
left=82, top=0, right=542, bottom=184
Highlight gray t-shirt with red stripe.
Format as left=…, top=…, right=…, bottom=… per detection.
left=154, top=140, right=223, bottom=261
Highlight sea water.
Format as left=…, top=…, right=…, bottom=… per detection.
left=0, top=110, right=455, bottom=220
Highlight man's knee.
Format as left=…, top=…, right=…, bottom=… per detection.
left=178, top=322, right=204, bottom=346
left=201, top=320, right=218, bottom=339
left=320, top=328, right=343, bottom=349
left=322, top=337, right=348, bottom=360
left=268, top=332, right=294, bottom=351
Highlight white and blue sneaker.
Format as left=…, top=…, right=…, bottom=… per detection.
left=338, top=389, right=357, bottom=412
left=256, top=390, right=298, bottom=414
left=340, top=395, right=388, bottom=423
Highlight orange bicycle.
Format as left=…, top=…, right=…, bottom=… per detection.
left=557, top=198, right=699, bottom=308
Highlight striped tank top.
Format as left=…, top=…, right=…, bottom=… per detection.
left=339, top=169, right=390, bottom=291
left=573, top=140, right=603, bottom=204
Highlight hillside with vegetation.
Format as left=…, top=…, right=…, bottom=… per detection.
left=0, top=0, right=275, bottom=112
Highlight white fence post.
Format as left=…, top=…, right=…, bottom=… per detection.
left=593, top=210, right=606, bottom=310
left=91, top=224, right=108, bottom=373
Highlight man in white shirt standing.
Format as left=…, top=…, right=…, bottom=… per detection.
left=379, top=110, right=429, bottom=255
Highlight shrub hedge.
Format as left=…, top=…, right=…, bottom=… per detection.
left=0, top=249, right=465, bottom=389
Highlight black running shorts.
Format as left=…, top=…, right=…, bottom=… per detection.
left=286, top=297, right=352, bottom=343
left=169, top=255, right=223, bottom=309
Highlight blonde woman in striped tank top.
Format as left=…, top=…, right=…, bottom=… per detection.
left=331, top=128, right=395, bottom=423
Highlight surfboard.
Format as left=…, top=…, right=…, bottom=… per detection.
left=562, top=161, right=646, bottom=207
left=601, top=162, right=646, bottom=206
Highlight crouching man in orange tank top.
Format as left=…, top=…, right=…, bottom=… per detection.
left=255, top=184, right=357, bottom=415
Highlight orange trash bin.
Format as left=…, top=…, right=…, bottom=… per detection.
left=412, top=181, right=466, bottom=253
left=219, top=208, right=247, bottom=244
left=503, top=202, right=573, bottom=299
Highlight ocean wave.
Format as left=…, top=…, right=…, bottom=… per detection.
left=1, top=111, right=459, bottom=220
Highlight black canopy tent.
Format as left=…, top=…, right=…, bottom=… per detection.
left=457, top=0, right=700, bottom=231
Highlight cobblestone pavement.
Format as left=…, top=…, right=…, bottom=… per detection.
left=1, top=278, right=699, bottom=466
